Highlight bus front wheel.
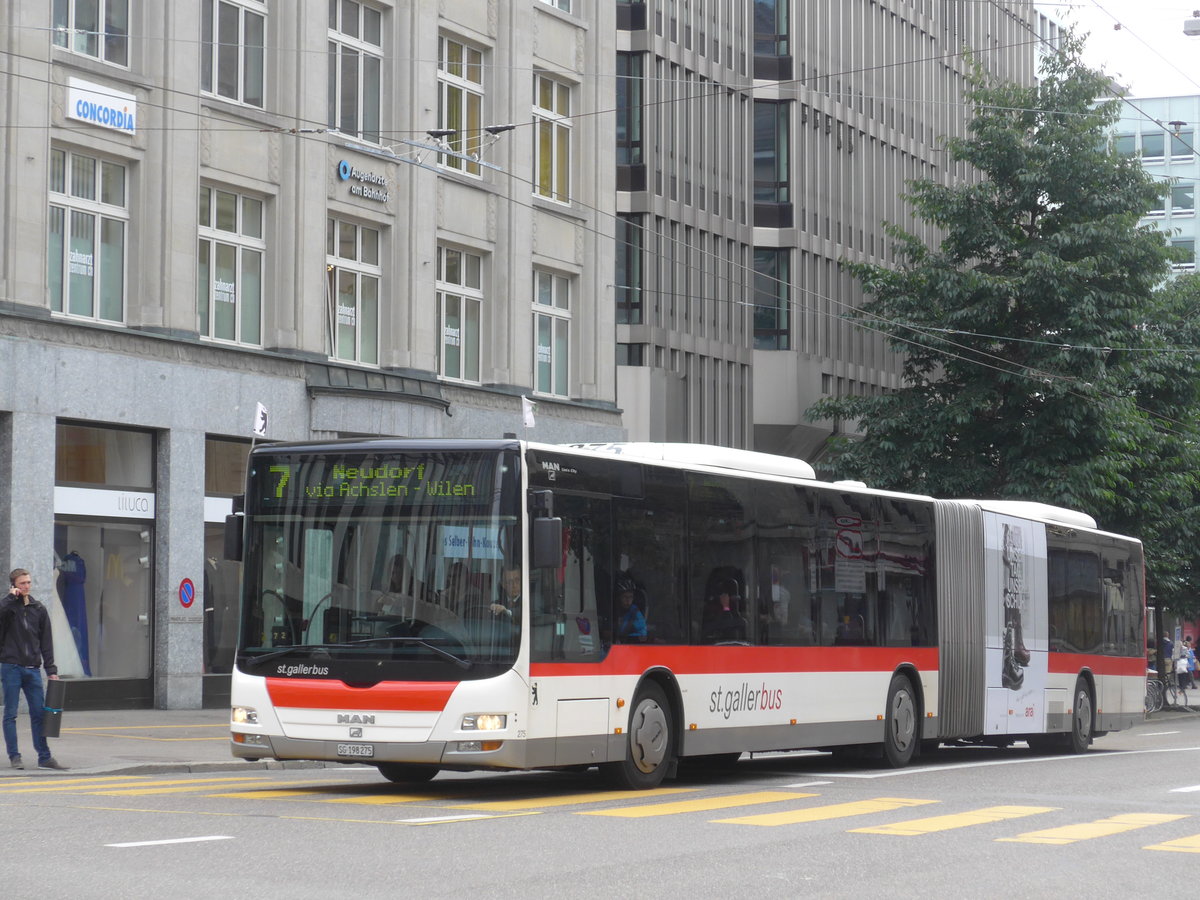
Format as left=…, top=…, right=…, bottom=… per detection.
left=604, top=682, right=674, bottom=789
left=882, top=673, right=918, bottom=768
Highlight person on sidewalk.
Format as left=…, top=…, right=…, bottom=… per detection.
left=1, top=569, right=66, bottom=770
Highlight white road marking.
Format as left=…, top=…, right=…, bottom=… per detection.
left=798, top=745, right=1200, bottom=779
left=1169, top=785, right=1200, bottom=793
left=784, top=781, right=833, bottom=788
left=395, top=814, right=496, bottom=824
left=106, top=835, right=234, bottom=848
left=1141, top=731, right=1182, bottom=737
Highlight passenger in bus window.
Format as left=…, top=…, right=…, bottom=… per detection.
left=702, top=579, right=747, bottom=644
left=377, top=553, right=426, bottom=615
left=615, top=579, right=647, bottom=643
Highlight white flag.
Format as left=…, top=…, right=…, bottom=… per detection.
left=252, top=402, right=268, bottom=437
left=521, top=396, right=537, bottom=428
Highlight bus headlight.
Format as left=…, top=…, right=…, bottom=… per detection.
left=231, top=706, right=259, bottom=725
left=461, top=714, right=506, bottom=731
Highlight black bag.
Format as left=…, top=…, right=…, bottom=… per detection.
left=42, top=679, right=67, bottom=739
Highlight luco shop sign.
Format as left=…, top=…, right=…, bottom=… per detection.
left=337, top=160, right=390, bottom=203
left=67, top=78, right=137, bottom=134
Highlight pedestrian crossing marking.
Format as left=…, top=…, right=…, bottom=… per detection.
left=84, top=778, right=290, bottom=796
left=715, top=797, right=938, bottom=827
left=1143, top=833, right=1200, bottom=854
left=452, top=787, right=696, bottom=811
left=581, top=791, right=818, bottom=818
left=999, top=813, right=1188, bottom=845
left=0, top=776, right=143, bottom=792
left=851, top=805, right=1057, bottom=835
left=324, top=793, right=445, bottom=806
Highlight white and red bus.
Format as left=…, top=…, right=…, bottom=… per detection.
left=227, top=439, right=1145, bottom=788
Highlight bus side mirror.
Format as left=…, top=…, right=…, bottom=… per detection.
left=224, top=514, right=244, bottom=562
left=531, top=517, right=562, bottom=569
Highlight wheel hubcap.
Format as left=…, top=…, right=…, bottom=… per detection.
left=630, top=699, right=669, bottom=773
left=1075, top=690, right=1092, bottom=740
left=891, top=690, right=915, bottom=751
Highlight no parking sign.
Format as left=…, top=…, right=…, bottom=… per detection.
left=179, top=577, right=196, bottom=609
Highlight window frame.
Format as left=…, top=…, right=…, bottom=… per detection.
left=436, top=36, right=485, bottom=176
left=437, top=245, right=484, bottom=384
left=326, top=217, right=382, bottom=365
left=52, top=0, right=129, bottom=67
left=532, top=269, right=571, bottom=398
left=47, top=146, right=128, bottom=324
left=532, top=72, right=572, bottom=203
left=327, top=0, right=383, bottom=144
left=201, top=0, right=266, bottom=108
left=198, top=185, right=266, bottom=346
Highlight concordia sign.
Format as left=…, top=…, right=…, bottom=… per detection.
left=67, top=78, right=137, bottom=134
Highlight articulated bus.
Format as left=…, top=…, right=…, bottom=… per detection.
left=227, top=439, right=1145, bottom=788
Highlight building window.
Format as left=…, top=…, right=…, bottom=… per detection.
left=537, top=0, right=572, bottom=12
left=1141, top=132, right=1165, bottom=160
left=616, top=52, right=643, bottom=166
left=326, top=218, right=380, bottom=365
left=533, top=73, right=571, bottom=202
left=48, top=148, right=126, bottom=323
left=533, top=271, right=570, bottom=397
left=437, top=246, right=482, bottom=383
left=1113, top=134, right=1136, bottom=157
left=753, top=248, right=790, bottom=350
left=616, top=343, right=647, bottom=366
left=754, top=100, right=789, bottom=204
left=198, top=186, right=264, bottom=345
left=52, top=0, right=129, bottom=66
left=1172, top=239, right=1196, bottom=271
left=753, top=0, right=789, bottom=57
left=1171, top=183, right=1194, bottom=215
left=437, top=36, right=483, bottom=176
left=1170, top=130, right=1194, bottom=159
left=616, top=214, right=643, bottom=325
left=328, top=0, right=382, bottom=143
left=201, top=0, right=265, bottom=107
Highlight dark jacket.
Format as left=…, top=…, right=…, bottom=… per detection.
left=0, top=594, right=57, bottom=675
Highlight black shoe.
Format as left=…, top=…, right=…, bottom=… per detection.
left=9, top=756, right=22, bottom=770
left=37, top=757, right=66, bottom=770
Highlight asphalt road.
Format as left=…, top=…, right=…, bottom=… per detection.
left=6, top=715, right=1198, bottom=899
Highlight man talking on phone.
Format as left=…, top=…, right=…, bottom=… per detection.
left=1, top=568, right=65, bottom=770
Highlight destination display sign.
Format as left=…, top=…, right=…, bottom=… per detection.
left=252, top=451, right=507, bottom=510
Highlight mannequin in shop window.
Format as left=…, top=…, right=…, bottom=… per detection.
left=56, top=551, right=90, bottom=675
left=49, top=553, right=85, bottom=678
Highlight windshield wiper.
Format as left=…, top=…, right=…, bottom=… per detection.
left=344, top=637, right=474, bottom=670
left=243, top=645, right=333, bottom=669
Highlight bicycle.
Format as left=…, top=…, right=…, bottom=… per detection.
left=1145, top=676, right=1164, bottom=714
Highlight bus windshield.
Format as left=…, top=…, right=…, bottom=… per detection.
left=236, top=446, right=522, bottom=681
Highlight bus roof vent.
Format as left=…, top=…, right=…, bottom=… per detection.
left=833, top=480, right=869, bottom=489
left=568, top=442, right=816, bottom=480
left=972, top=500, right=1097, bottom=530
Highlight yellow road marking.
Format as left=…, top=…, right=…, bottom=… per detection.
left=1145, top=833, right=1200, bottom=854
left=83, top=778, right=287, bottom=796
left=582, top=791, right=818, bottom=818
left=716, top=797, right=938, bottom=827
left=208, top=783, right=356, bottom=799
left=853, top=806, right=1057, bottom=835
left=324, top=793, right=445, bottom=806
left=0, top=776, right=144, bottom=792
left=452, top=787, right=697, bottom=811
left=59, top=725, right=228, bottom=743
left=1000, top=813, right=1188, bottom=845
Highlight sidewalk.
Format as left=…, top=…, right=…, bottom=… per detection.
left=0, top=707, right=295, bottom=779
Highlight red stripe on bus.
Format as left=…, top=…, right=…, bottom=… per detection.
left=265, top=678, right=458, bottom=711
left=1048, top=653, right=1145, bottom=677
left=530, top=645, right=939, bottom=677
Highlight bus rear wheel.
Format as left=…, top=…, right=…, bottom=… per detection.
left=883, top=673, right=918, bottom=768
left=604, top=682, right=674, bottom=789
left=1066, top=677, right=1093, bottom=754
left=376, top=763, right=440, bottom=784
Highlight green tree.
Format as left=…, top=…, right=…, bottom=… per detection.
left=806, top=39, right=1200, bottom=616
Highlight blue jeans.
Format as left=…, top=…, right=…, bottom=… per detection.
left=2, top=663, right=50, bottom=762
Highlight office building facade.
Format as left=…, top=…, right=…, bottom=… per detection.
left=614, top=0, right=1037, bottom=458
left=0, top=1, right=620, bottom=708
